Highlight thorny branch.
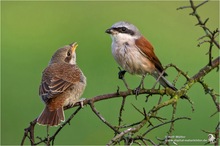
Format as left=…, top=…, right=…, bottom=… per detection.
left=177, top=0, right=220, bottom=64
left=21, top=55, right=219, bottom=145
left=177, top=1, right=219, bottom=146
left=21, top=0, right=219, bottom=145
left=21, top=88, right=167, bottom=146
left=118, top=96, right=126, bottom=127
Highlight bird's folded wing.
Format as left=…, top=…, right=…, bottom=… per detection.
left=135, top=36, right=167, bottom=76
left=40, top=77, right=73, bottom=98
left=39, top=64, right=81, bottom=101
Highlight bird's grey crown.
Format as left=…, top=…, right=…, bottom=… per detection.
left=111, top=21, right=141, bottom=36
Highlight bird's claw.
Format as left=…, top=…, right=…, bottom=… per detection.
left=118, top=70, right=126, bottom=79
left=78, top=98, right=86, bottom=108
left=134, top=85, right=141, bottom=98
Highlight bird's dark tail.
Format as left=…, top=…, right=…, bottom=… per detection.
left=37, top=106, right=65, bottom=126
left=152, top=72, right=188, bottom=99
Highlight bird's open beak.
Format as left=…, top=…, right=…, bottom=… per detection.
left=70, top=42, right=78, bottom=52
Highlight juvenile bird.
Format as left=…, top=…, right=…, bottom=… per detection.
left=37, top=42, right=86, bottom=126
left=105, top=21, right=185, bottom=97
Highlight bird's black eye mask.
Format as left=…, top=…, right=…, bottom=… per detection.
left=113, top=27, right=135, bottom=36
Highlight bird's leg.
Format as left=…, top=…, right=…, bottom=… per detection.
left=65, top=98, right=86, bottom=109
left=118, top=67, right=130, bottom=90
left=135, top=74, right=146, bottom=97
left=78, top=98, right=86, bottom=108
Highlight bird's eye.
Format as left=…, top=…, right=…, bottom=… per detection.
left=121, top=27, right=127, bottom=32
left=67, top=51, right=71, bottom=56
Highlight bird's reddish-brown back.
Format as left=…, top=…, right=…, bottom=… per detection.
left=135, top=36, right=167, bottom=76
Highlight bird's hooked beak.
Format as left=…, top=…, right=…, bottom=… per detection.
left=69, top=42, right=78, bottom=53
left=105, top=28, right=113, bottom=34
left=105, top=28, right=118, bottom=35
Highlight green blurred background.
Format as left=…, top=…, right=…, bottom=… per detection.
left=1, top=1, right=219, bottom=145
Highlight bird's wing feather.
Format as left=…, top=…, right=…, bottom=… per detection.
left=135, top=36, right=167, bottom=76
left=39, top=63, right=81, bottom=101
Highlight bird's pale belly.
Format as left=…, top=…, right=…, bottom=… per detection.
left=112, top=46, right=155, bottom=75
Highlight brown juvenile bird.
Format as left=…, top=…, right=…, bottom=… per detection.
left=37, top=42, right=86, bottom=126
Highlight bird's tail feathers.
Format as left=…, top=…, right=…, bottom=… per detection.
left=152, top=72, right=177, bottom=91
left=37, top=106, right=65, bottom=126
left=152, top=72, right=188, bottom=99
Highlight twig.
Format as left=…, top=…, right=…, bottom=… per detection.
left=177, top=57, right=219, bottom=99
left=198, top=79, right=220, bottom=112
left=51, top=107, right=81, bottom=145
left=167, top=103, right=177, bottom=136
left=107, top=127, right=136, bottom=145
left=150, top=97, right=177, bottom=113
left=46, top=126, right=50, bottom=146
left=176, top=5, right=191, bottom=10
left=177, top=0, right=220, bottom=49
left=21, top=118, right=37, bottom=146
left=34, top=107, right=82, bottom=145
left=131, top=104, right=154, bottom=127
left=89, top=100, right=120, bottom=134
left=107, top=116, right=151, bottom=146
left=109, top=94, right=183, bottom=145
left=117, top=121, right=142, bottom=129
left=118, top=96, right=126, bottom=127
left=142, top=117, right=191, bottom=137
left=164, top=64, right=190, bottom=81
left=131, top=103, right=145, bottom=116
left=70, top=88, right=166, bottom=108
left=215, top=122, right=219, bottom=146
left=173, top=72, right=182, bottom=86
